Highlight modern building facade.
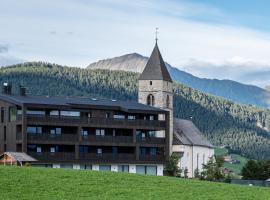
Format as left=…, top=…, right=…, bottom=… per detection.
left=0, top=42, right=214, bottom=177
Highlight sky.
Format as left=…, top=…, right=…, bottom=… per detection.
left=1, top=0, right=270, bottom=88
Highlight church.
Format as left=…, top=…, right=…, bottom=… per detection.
left=138, top=42, right=214, bottom=177
left=0, top=41, right=214, bottom=178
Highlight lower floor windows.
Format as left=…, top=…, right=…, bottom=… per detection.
left=80, top=165, right=92, bottom=170
left=136, top=165, right=157, bottom=175
left=99, top=165, right=111, bottom=171
left=118, top=165, right=129, bottom=172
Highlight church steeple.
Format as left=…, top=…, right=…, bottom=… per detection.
left=139, top=43, right=172, bottom=82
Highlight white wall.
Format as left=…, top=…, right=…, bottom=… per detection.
left=172, top=144, right=214, bottom=178
left=157, top=165, right=164, bottom=176
left=111, top=165, right=118, bottom=172
left=129, top=165, right=136, bottom=173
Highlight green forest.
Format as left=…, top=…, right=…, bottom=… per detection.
left=0, top=62, right=270, bottom=160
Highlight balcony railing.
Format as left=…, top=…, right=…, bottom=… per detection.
left=79, top=153, right=136, bottom=161
left=28, top=152, right=76, bottom=162
left=136, top=137, right=165, bottom=144
left=27, top=115, right=166, bottom=128
left=139, top=155, right=165, bottom=162
left=27, top=133, right=78, bottom=143
left=81, top=135, right=133, bottom=143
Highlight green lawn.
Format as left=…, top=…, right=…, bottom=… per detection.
left=0, top=166, right=269, bottom=200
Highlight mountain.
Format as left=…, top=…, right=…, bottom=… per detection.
left=88, top=53, right=269, bottom=108
left=1, top=62, right=270, bottom=160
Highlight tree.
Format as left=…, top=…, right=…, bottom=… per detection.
left=201, top=156, right=224, bottom=181
left=164, top=154, right=181, bottom=177
left=242, top=160, right=270, bottom=180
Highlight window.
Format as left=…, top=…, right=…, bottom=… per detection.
left=50, top=110, right=59, bottom=117
left=149, top=115, right=154, bottom=121
left=60, top=111, right=80, bottom=117
left=146, top=166, right=157, bottom=175
left=1, top=107, right=4, bottom=123
left=79, top=146, right=88, bottom=153
left=60, top=164, right=73, bottom=169
left=27, top=126, right=42, bottom=134
left=80, top=165, right=92, bottom=170
left=81, top=130, right=88, bottom=136
left=50, top=147, right=56, bottom=153
left=27, top=110, right=45, bottom=116
left=37, top=147, right=42, bottom=153
left=96, top=129, right=105, bottom=136
left=112, top=147, right=118, bottom=155
left=150, top=148, right=157, bottom=156
left=136, top=166, right=146, bottom=174
left=166, top=95, right=170, bottom=108
left=106, top=113, right=110, bottom=118
left=113, top=115, right=125, bottom=119
left=128, top=115, right=135, bottom=120
left=56, top=128, right=62, bottom=135
left=97, top=148, right=102, bottom=155
left=147, top=94, right=155, bottom=106
left=50, top=129, right=56, bottom=135
left=150, top=81, right=152, bottom=85
left=118, top=165, right=129, bottom=172
left=99, top=165, right=111, bottom=171
left=9, top=107, right=17, bottom=122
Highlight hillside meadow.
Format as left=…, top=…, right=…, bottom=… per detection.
left=0, top=166, right=269, bottom=200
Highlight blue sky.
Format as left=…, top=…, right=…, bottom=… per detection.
left=1, top=0, right=270, bottom=87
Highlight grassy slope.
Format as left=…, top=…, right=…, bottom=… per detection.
left=215, top=148, right=248, bottom=175
left=0, top=166, right=269, bottom=200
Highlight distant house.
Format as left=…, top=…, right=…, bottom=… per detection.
left=0, top=152, right=37, bottom=166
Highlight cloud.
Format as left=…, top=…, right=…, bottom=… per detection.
left=0, top=55, right=25, bottom=67
left=178, top=58, right=270, bottom=88
left=0, top=44, right=8, bottom=53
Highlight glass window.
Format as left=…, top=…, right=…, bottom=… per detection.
left=82, top=130, right=88, bottom=136
left=50, top=147, right=55, bottom=153
left=36, top=127, right=42, bottom=134
left=100, top=129, right=105, bottom=136
left=149, top=115, right=154, bottom=121
left=113, top=115, right=125, bottom=119
left=97, top=148, right=102, bottom=154
left=60, top=164, right=73, bottom=169
left=118, top=165, right=129, bottom=172
left=27, top=110, right=45, bottom=116
left=96, top=129, right=101, bottom=136
left=146, top=166, right=157, bottom=175
left=50, top=129, right=56, bottom=135
left=56, top=128, right=62, bottom=135
left=60, top=111, right=80, bottom=117
left=50, top=110, right=59, bottom=116
left=80, top=165, right=92, bottom=170
left=112, top=147, right=118, bottom=155
left=27, top=127, right=37, bottom=134
left=128, top=115, right=135, bottom=120
left=140, top=148, right=146, bottom=155
left=37, top=147, right=42, bottom=153
left=99, top=165, right=111, bottom=171
left=150, top=148, right=157, bottom=156
left=17, top=110, right=22, bottom=115
left=136, top=166, right=146, bottom=174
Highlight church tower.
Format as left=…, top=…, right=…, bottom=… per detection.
left=138, top=41, right=173, bottom=154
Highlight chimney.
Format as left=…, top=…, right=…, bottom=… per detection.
left=19, top=85, right=26, bottom=96
left=2, top=83, right=12, bottom=95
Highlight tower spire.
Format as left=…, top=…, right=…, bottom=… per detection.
left=155, top=27, right=159, bottom=44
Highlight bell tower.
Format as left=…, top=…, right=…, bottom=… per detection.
left=138, top=40, right=173, bottom=155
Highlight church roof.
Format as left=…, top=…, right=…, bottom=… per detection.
left=139, top=43, right=172, bottom=82
left=173, top=118, right=213, bottom=148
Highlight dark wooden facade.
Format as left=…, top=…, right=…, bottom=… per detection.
left=0, top=96, right=170, bottom=165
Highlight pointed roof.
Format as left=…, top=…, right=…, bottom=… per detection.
left=139, top=43, right=172, bottom=82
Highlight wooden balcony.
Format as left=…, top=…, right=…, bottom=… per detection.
left=81, top=135, right=133, bottom=144
left=28, top=152, right=76, bottom=162
left=139, top=155, right=165, bottom=162
left=79, top=153, right=136, bottom=162
left=136, top=137, right=165, bottom=144
left=27, top=133, right=78, bottom=144
left=27, top=115, right=166, bottom=129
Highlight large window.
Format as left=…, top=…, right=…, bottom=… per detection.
left=99, top=165, right=111, bottom=171
left=118, top=165, right=129, bottom=172
left=27, top=126, right=42, bottom=134
left=27, top=110, right=45, bottom=116
left=136, top=165, right=157, bottom=175
left=80, top=165, right=92, bottom=170
left=60, top=111, right=80, bottom=117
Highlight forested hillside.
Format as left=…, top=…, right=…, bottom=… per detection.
left=1, top=62, right=270, bottom=160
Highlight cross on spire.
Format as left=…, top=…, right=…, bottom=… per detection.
left=155, top=27, right=159, bottom=44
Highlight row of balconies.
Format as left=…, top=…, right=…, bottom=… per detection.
left=25, top=134, right=165, bottom=145
left=18, top=115, right=166, bottom=129
left=28, top=152, right=165, bottom=163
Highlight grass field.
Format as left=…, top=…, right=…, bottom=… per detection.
left=0, top=166, right=269, bottom=200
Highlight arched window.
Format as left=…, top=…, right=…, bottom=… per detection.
left=166, top=95, right=170, bottom=108
left=147, top=94, right=155, bottom=106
